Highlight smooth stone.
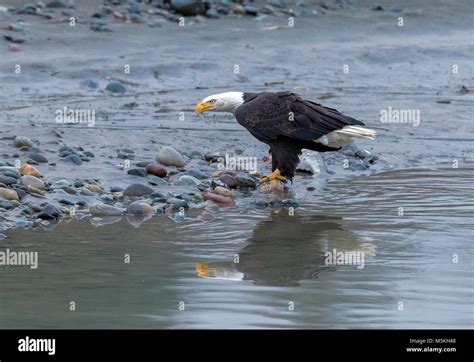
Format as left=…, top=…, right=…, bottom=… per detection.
left=19, top=164, right=41, bottom=177
left=28, top=153, right=48, bottom=163
left=85, top=184, right=104, bottom=193
left=127, top=168, right=148, bottom=177
left=219, top=174, right=239, bottom=188
left=4, top=170, right=21, bottom=179
left=203, top=192, right=234, bottom=206
left=63, top=154, right=82, bottom=165
left=245, top=4, right=258, bottom=15
left=213, top=186, right=234, bottom=198
left=254, top=199, right=267, bottom=209
left=80, top=79, right=99, bottom=90
left=185, top=169, right=208, bottom=180
left=150, top=191, right=167, bottom=202
left=110, top=186, right=123, bottom=193
left=148, top=176, right=168, bottom=186
left=127, top=202, right=155, bottom=215
left=283, top=199, right=299, bottom=207
left=12, top=187, right=26, bottom=199
left=58, top=199, right=75, bottom=205
left=123, top=184, right=154, bottom=197
left=38, top=204, right=62, bottom=220
left=156, top=146, right=185, bottom=167
left=236, top=174, right=257, bottom=188
left=175, top=175, right=201, bottom=186
left=51, top=179, right=72, bottom=189
left=170, top=0, right=206, bottom=16
left=13, top=136, right=33, bottom=149
left=146, top=164, right=167, bottom=177
left=80, top=187, right=95, bottom=196
left=105, top=81, right=127, bottom=94
left=269, top=199, right=284, bottom=208
left=166, top=197, right=189, bottom=209
left=21, top=175, right=44, bottom=190
left=0, top=199, right=15, bottom=210
left=90, top=203, right=123, bottom=216
left=0, top=176, right=18, bottom=186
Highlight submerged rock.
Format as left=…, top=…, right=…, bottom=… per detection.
left=38, top=204, right=62, bottom=220
left=170, top=0, right=206, bottom=16
left=105, top=81, right=126, bottom=94
left=203, top=192, right=234, bottom=206
left=127, top=202, right=155, bottom=215
left=90, top=203, right=123, bottom=216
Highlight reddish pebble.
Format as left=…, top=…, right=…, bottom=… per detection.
left=8, top=44, right=22, bottom=52
left=146, top=164, right=167, bottom=177
left=203, top=192, right=235, bottom=206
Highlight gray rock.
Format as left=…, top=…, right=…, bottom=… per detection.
left=170, top=0, right=206, bottom=16
left=127, top=168, right=148, bottom=177
left=38, top=204, right=62, bottom=220
left=105, top=81, right=126, bottom=93
left=0, top=176, right=18, bottom=186
left=156, top=146, right=185, bottom=167
left=28, top=153, right=48, bottom=163
left=185, top=169, right=208, bottom=180
left=175, top=175, right=201, bottom=186
left=123, top=183, right=154, bottom=197
left=13, top=136, right=34, bottom=149
left=90, top=203, right=123, bottom=216
left=63, top=154, right=82, bottom=165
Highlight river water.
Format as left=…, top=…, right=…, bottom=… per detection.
left=1, top=166, right=472, bottom=328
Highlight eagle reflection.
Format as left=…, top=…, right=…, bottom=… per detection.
left=196, top=213, right=375, bottom=287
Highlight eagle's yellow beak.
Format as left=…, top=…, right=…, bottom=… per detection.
left=195, top=101, right=213, bottom=114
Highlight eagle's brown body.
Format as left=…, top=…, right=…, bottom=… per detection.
left=234, top=92, right=366, bottom=180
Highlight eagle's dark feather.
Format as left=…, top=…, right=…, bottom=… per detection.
left=234, top=91, right=364, bottom=180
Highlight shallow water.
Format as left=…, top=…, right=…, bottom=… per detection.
left=1, top=166, right=472, bottom=329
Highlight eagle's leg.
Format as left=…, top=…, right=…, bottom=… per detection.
left=258, top=169, right=288, bottom=184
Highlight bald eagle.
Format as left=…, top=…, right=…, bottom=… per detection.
left=196, top=91, right=376, bottom=188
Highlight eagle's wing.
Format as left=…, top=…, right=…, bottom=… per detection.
left=235, top=91, right=364, bottom=144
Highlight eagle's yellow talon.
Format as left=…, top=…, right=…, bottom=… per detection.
left=258, top=169, right=287, bottom=184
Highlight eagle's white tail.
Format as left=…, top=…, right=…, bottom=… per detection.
left=334, top=126, right=377, bottom=140
left=316, top=125, right=376, bottom=148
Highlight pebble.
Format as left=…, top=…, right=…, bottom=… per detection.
left=186, top=169, right=208, bottom=180
left=245, top=4, right=258, bottom=15
left=156, top=146, right=185, bottom=167
left=85, top=184, right=104, bottom=194
left=150, top=191, right=166, bottom=201
left=235, top=174, right=257, bottom=188
left=166, top=197, right=189, bottom=210
left=63, top=154, right=83, bottom=165
left=80, top=79, right=99, bottom=90
left=105, top=81, right=127, bottom=94
left=28, top=153, right=48, bottom=163
left=21, top=175, right=44, bottom=190
left=254, top=199, right=267, bottom=208
left=146, top=164, right=167, bottom=177
left=51, top=180, right=72, bottom=190
left=110, top=186, right=123, bottom=193
left=269, top=199, right=284, bottom=208
left=0, top=199, right=15, bottom=210
left=203, top=192, right=234, bottom=206
left=176, top=175, right=201, bottom=187
left=90, top=203, right=123, bottom=216
left=37, top=204, right=62, bottom=220
left=170, top=0, right=206, bottom=16
left=148, top=176, right=168, bottom=186
left=127, top=202, right=155, bottom=215
left=219, top=174, right=239, bottom=188
left=13, top=136, right=34, bottom=149
left=123, top=183, right=154, bottom=197
left=20, top=164, right=41, bottom=177
left=127, top=168, right=148, bottom=177
left=283, top=199, right=299, bottom=207
left=0, top=176, right=18, bottom=186
left=213, top=186, right=234, bottom=198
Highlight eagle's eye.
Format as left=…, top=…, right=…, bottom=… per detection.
left=208, top=99, right=216, bottom=104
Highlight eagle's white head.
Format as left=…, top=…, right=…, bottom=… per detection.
left=195, top=92, right=244, bottom=114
